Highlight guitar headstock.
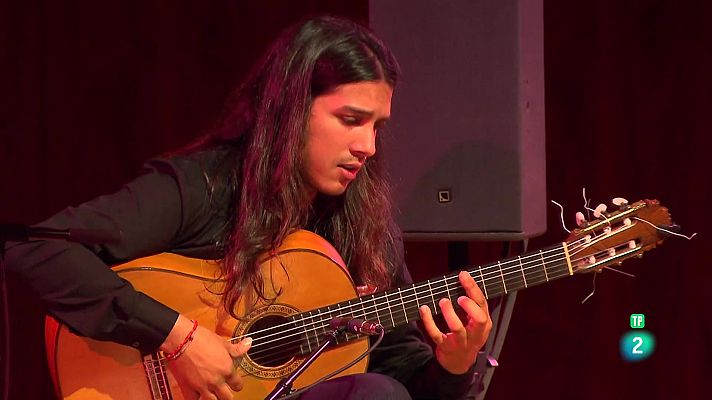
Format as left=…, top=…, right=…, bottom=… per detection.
left=566, top=199, right=672, bottom=274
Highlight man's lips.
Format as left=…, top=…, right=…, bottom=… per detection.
left=338, top=162, right=362, bottom=178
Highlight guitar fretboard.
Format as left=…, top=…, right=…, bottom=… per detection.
left=281, top=242, right=572, bottom=355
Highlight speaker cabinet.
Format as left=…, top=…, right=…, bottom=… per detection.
left=371, top=0, right=546, bottom=240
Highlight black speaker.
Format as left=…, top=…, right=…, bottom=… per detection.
left=371, top=0, right=546, bottom=240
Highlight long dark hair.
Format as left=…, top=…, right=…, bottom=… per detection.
left=191, top=16, right=401, bottom=315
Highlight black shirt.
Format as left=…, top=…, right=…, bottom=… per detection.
left=4, top=149, right=475, bottom=399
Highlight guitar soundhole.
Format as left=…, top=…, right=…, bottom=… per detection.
left=246, top=315, right=299, bottom=368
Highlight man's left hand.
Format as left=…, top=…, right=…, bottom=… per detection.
left=419, top=270, right=493, bottom=374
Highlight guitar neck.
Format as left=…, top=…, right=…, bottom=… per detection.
left=287, top=242, right=572, bottom=351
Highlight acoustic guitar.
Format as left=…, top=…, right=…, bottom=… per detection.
left=45, top=199, right=673, bottom=399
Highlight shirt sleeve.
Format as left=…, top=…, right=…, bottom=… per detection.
left=366, top=235, right=476, bottom=399
left=3, top=152, right=225, bottom=353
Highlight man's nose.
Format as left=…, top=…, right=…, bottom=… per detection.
left=351, top=127, right=377, bottom=159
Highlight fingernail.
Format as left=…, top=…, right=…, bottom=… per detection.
left=242, top=337, right=252, bottom=347
left=457, top=296, right=467, bottom=305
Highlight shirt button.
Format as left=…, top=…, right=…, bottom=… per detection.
left=132, top=341, right=140, bottom=348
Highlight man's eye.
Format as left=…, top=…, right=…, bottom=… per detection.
left=340, top=116, right=360, bottom=126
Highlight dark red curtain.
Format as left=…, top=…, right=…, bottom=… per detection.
left=1, top=1, right=709, bottom=399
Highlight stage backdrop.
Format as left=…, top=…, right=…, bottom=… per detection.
left=0, top=1, right=709, bottom=399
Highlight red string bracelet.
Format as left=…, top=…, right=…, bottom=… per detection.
left=164, top=319, right=199, bottom=361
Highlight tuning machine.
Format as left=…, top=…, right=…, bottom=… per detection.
left=612, top=197, right=629, bottom=210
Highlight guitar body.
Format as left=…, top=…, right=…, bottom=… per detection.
left=45, top=230, right=369, bottom=399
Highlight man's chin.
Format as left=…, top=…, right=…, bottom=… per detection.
left=316, top=182, right=349, bottom=197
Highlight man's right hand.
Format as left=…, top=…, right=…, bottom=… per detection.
left=161, top=314, right=252, bottom=400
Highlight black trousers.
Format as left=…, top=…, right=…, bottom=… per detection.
left=298, top=373, right=412, bottom=400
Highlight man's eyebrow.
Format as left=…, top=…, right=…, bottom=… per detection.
left=339, top=105, right=390, bottom=121
left=339, top=105, right=374, bottom=116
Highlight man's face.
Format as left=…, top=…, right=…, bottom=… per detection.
left=303, top=80, right=393, bottom=197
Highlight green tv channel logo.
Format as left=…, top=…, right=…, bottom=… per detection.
left=630, top=313, right=645, bottom=329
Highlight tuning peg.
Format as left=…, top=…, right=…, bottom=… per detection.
left=575, top=212, right=587, bottom=227
left=593, top=203, right=607, bottom=218
left=612, top=197, right=629, bottom=208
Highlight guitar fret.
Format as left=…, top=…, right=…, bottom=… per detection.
left=412, top=285, right=425, bottom=320
left=345, top=300, right=354, bottom=336
left=518, top=256, right=528, bottom=288
left=359, top=297, right=368, bottom=321
left=303, top=311, right=313, bottom=352
left=478, top=266, right=488, bottom=299
left=383, top=292, right=395, bottom=328
left=443, top=275, right=451, bottom=301
left=310, top=307, right=328, bottom=347
left=498, top=261, right=508, bottom=294
left=413, top=283, right=420, bottom=310
left=351, top=301, right=362, bottom=334
left=372, top=294, right=382, bottom=325
left=427, top=280, right=437, bottom=314
left=539, top=250, right=549, bottom=281
left=332, top=304, right=347, bottom=345
left=398, top=288, right=408, bottom=323
left=342, top=301, right=357, bottom=341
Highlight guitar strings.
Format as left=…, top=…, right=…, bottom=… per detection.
left=237, top=256, right=574, bottom=359
left=237, top=234, right=598, bottom=344
left=145, top=244, right=607, bottom=369
left=143, top=236, right=593, bottom=366
left=142, top=247, right=601, bottom=368
left=238, top=249, right=618, bottom=365
left=145, top=259, right=578, bottom=368
left=229, top=244, right=575, bottom=342
left=144, top=239, right=593, bottom=366
left=225, top=234, right=621, bottom=361
left=145, top=228, right=633, bottom=367
left=140, top=246, right=570, bottom=367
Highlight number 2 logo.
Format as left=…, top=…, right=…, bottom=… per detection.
left=632, top=336, right=643, bottom=354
